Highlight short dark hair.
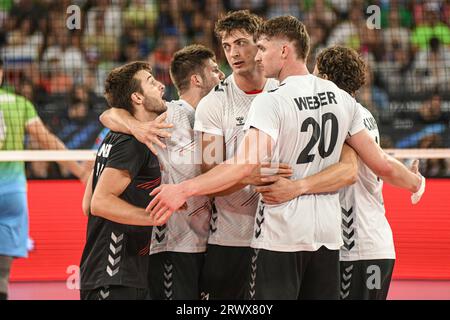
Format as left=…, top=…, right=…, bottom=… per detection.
left=214, top=10, right=263, bottom=39
left=256, top=15, right=310, bottom=61
left=316, top=46, right=366, bottom=95
left=104, top=61, right=151, bottom=113
left=170, top=45, right=216, bottom=94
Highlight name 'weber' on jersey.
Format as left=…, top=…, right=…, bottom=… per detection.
left=194, top=74, right=279, bottom=247
left=244, top=74, right=365, bottom=252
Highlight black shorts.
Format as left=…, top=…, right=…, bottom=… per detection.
left=200, top=244, right=253, bottom=300
left=80, top=286, right=149, bottom=300
left=148, top=251, right=205, bottom=300
left=249, top=246, right=340, bottom=300
left=340, top=259, right=395, bottom=300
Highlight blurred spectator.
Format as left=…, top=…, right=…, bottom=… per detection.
left=86, top=0, right=123, bottom=38
left=380, top=0, right=414, bottom=29
left=16, top=78, right=34, bottom=103
left=70, top=84, right=97, bottom=110
left=2, top=18, right=42, bottom=63
left=307, top=0, right=336, bottom=29
left=328, top=0, right=352, bottom=16
left=84, top=10, right=120, bottom=64
left=119, top=27, right=152, bottom=62
left=416, top=93, right=450, bottom=125
left=308, top=21, right=331, bottom=71
left=413, top=37, right=450, bottom=93
left=377, top=46, right=415, bottom=97
left=418, top=134, right=449, bottom=177
left=0, top=0, right=449, bottom=178
left=266, top=0, right=301, bottom=19
left=411, top=2, right=450, bottom=51
left=148, top=31, right=181, bottom=99
left=123, top=0, right=158, bottom=30
left=327, top=1, right=364, bottom=50
left=42, top=30, right=87, bottom=86
left=356, top=65, right=390, bottom=113
left=40, top=62, right=73, bottom=95
left=226, top=0, right=267, bottom=15
left=382, top=7, right=411, bottom=61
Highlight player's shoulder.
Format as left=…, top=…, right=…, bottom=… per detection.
left=196, top=81, right=229, bottom=115
left=357, top=102, right=378, bottom=125
left=166, top=99, right=194, bottom=117
left=265, top=78, right=280, bottom=91
left=266, top=82, right=286, bottom=94
left=107, top=131, right=147, bottom=151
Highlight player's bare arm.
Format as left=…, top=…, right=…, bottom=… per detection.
left=99, top=108, right=173, bottom=155
left=347, top=129, right=424, bottom=195
left=255, top=143, right=358, bottom=205
left=91, top=167, right=171, bottom=226
left=201, top=132, right=292, bottom=197
left=26, top=118, right=88, bottom=183
left=147, top=128, right=272, bottom=217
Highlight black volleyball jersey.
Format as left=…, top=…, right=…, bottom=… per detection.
left=80, top=131, right=161, bottom=290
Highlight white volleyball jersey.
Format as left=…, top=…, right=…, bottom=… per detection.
left=194, top=74, right=279, bottom=247
left=339, top=104, right=396, bottom=261
left=243, top=74, right=365, bottom=252
left=149, top=100, right=211, bottom=254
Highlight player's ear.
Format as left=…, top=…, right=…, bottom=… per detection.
left=131, top=92, right=143, bottom=104
left=191, top=74, right=202, bottom=87
left=281, top=44, right=289, bottom=59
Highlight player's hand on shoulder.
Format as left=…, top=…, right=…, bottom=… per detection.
left=255, top=176, right=297, bottom=205
left=242, top=163, right=293, bottom=186
left=410, top=159, right=426, bottom=205
left=131, top=112, right=174, bottom=155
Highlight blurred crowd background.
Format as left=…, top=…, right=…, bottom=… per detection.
left=0, top=0, right=449, bottom=178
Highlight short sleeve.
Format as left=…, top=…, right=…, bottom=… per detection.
left=24, top=99, right=38, bottom=125
left=243, top=93, right=280, bottom=143
left=194, top=91, right=224, bottom=136
left=106, top=137, right=149, bottom=179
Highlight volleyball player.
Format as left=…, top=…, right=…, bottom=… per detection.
left=98, top=45, right=225, bottom=299
left=313, top=46, right=400, bottom=300
left=146, top=16, right=425, bottom=300
left=79, top=62, right=169, bottom=300
left=0, top=58, right=86, bottom=300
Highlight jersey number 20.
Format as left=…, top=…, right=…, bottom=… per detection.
left=297, top=113, right=339, bottom=164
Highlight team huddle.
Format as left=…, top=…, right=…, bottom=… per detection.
left=79, top=11, right=425, bottom=300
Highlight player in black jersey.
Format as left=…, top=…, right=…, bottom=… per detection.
left=79, top=61, right=171, bottom=300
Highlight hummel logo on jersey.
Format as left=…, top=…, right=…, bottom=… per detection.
left=236, top=116, right=245, bottom=126
left=268, top=83, right=285, bottom=93
left=97, top=143, right=112, bottom=158
left=214, top=80, right=228, bottom=92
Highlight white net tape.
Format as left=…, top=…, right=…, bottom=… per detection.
left=0, top=149, right=449, bottom=162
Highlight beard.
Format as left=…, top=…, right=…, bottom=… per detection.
left=143, top=95, right=167, bottom=115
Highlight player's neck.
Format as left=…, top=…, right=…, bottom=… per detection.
left=179, top=90, right=201, bottom=109
left=278, top=61, right=310, bottom=83
left=134, top=108, right=158, bottom=122
left=233, top=69, right=267, bottom=93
